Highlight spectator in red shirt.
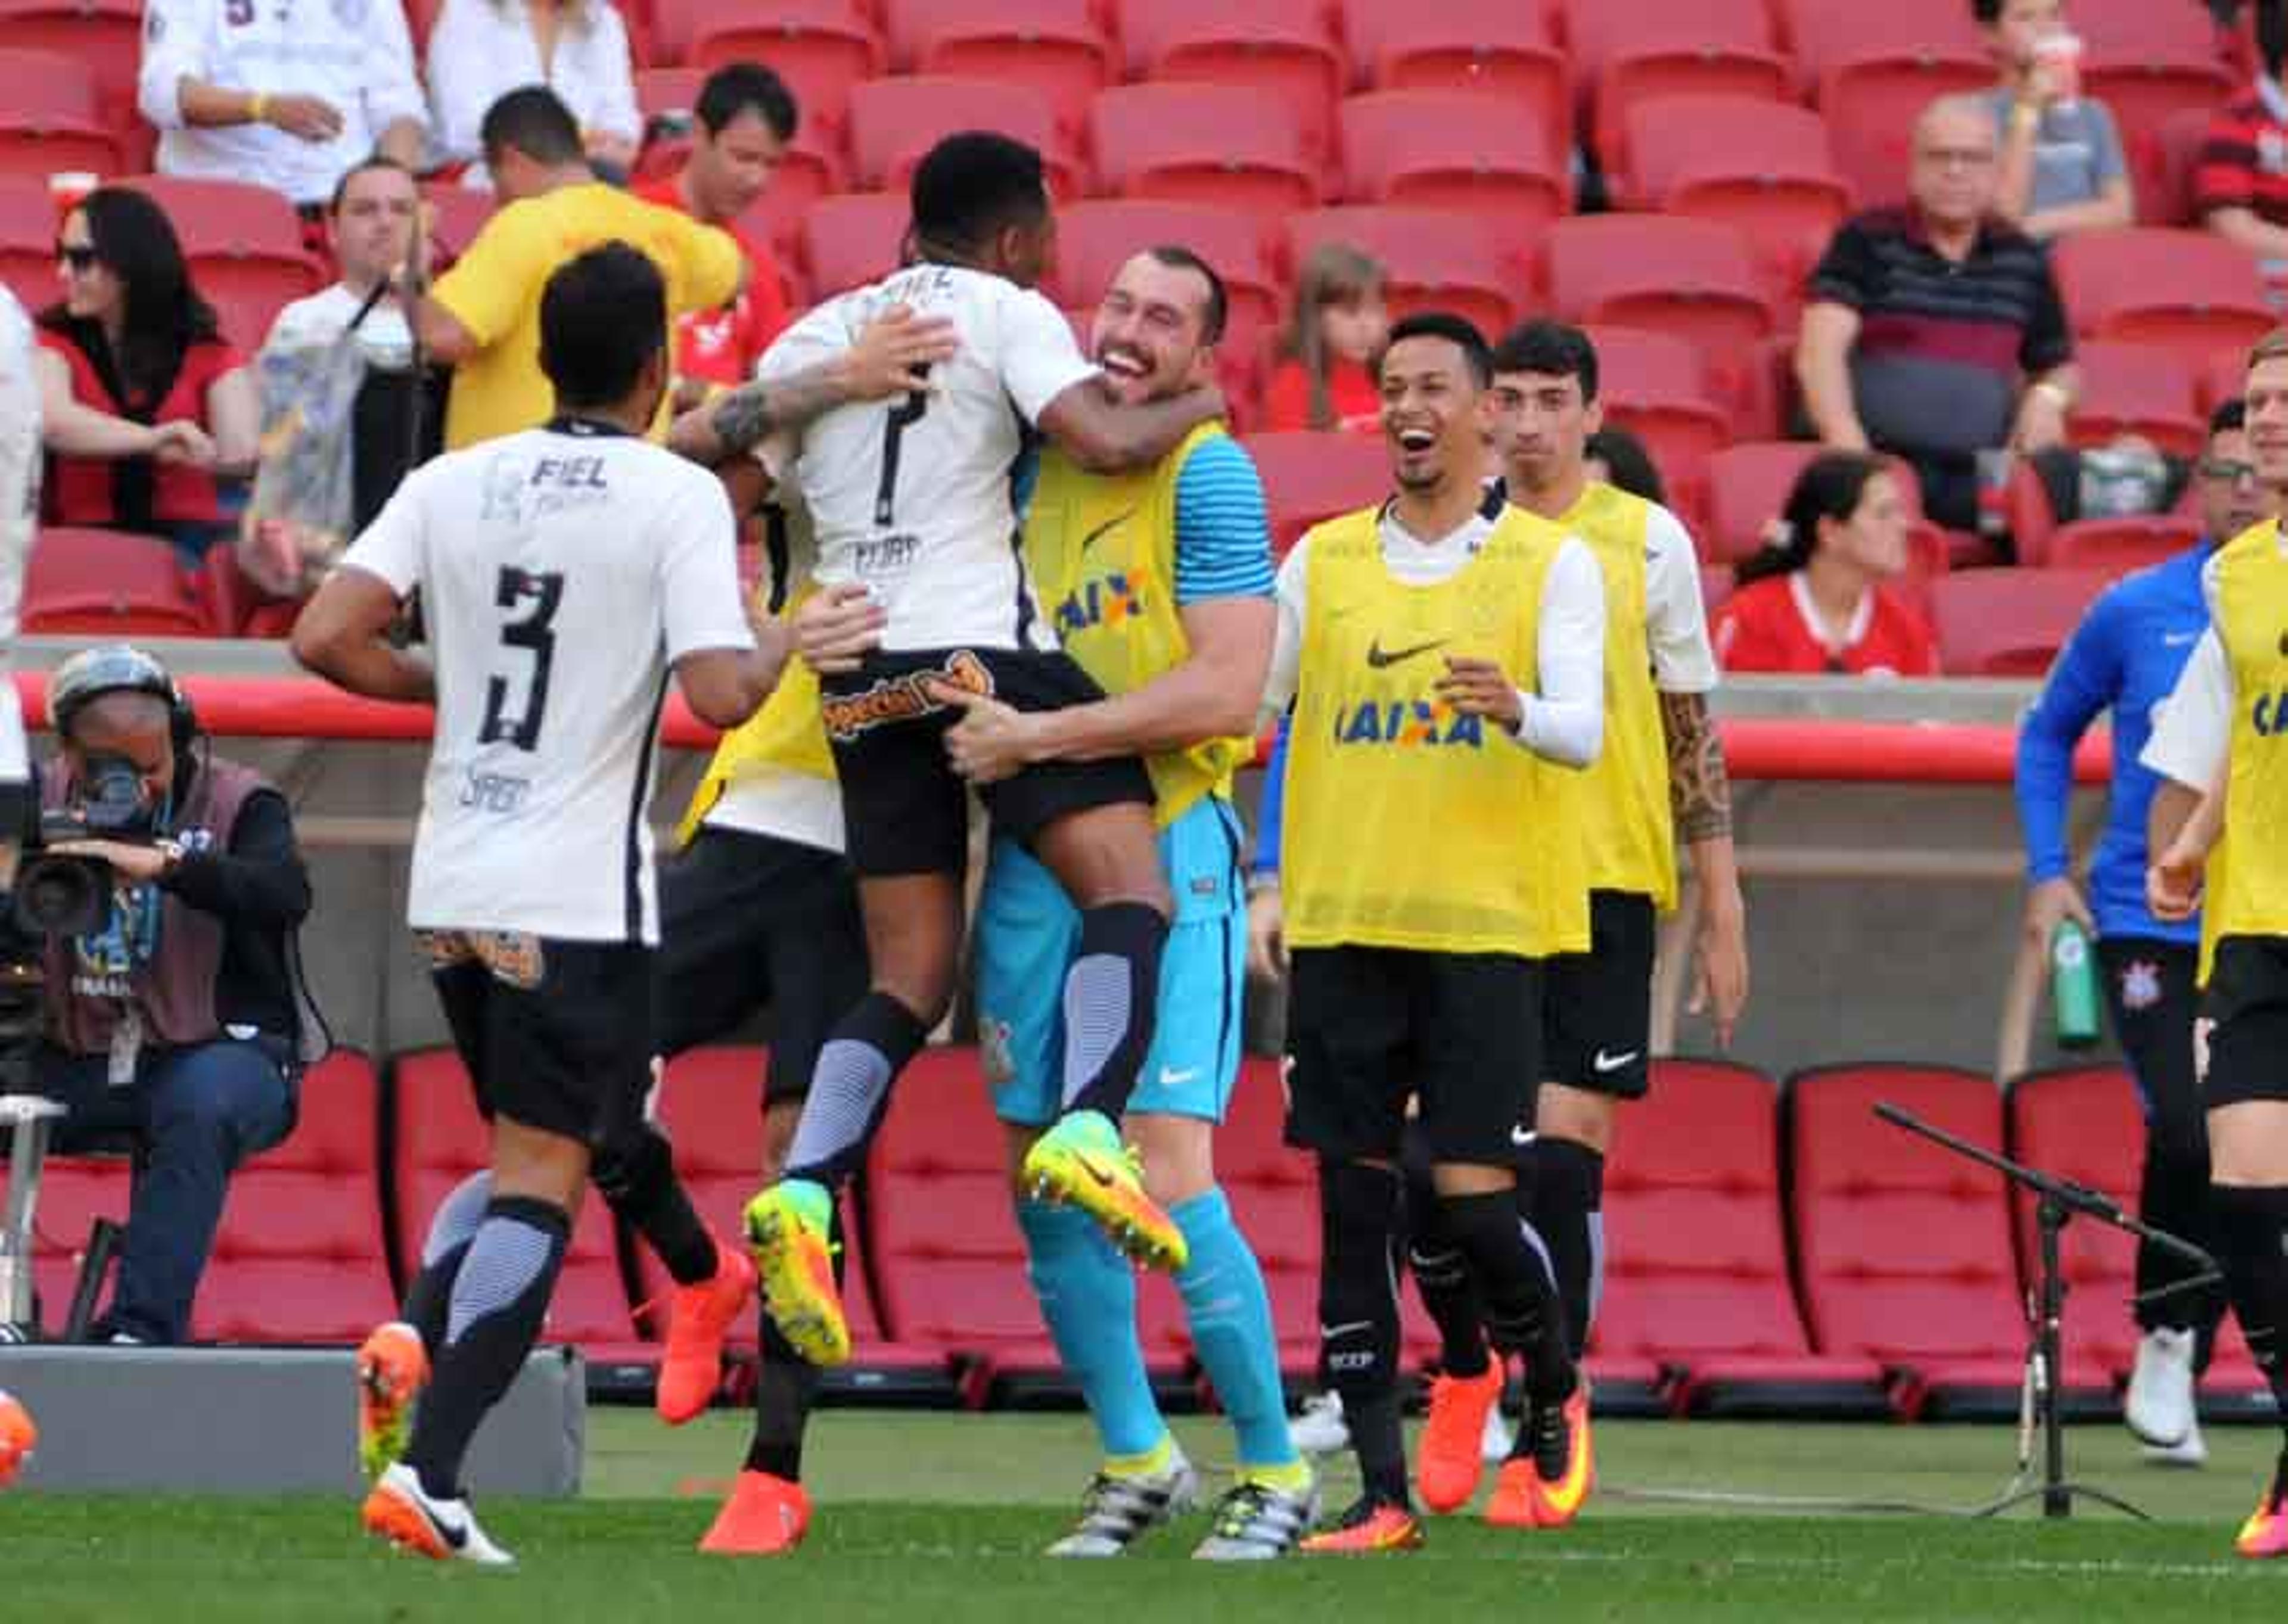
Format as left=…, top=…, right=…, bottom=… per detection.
left=633, top=62, right=795, bottom=410
left=34, top=188, right=256, bottom=564
left=1714, top=450, right=1939, bottom=677
left=2195, top=22, right=2288, bottom=274
left=1264, top=242, right=1387, bottom=433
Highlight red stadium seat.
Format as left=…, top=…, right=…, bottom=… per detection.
left=1563, top=0, right=1792, bottom=180
left=1597, top=1060, right=1888, bottom=1417
left=0, top=0, right=144, bottom=135
left=418, top=181, right=496, bottom=265
left=1117, top=0, right=1348, bottom=172
left=1788, top=1062, right=2109, bottom=1417
left=21, top=529, right=209, bottom=637
left=1285, top=206, right=1518, bottom=337
left=2202, top=346, right=2249, bottom=413
left=1338, top=4, right=1570, bottom=161
left=687, top=3, right=887, bottom=141
left=2043, top=515, right=2204, bottom=573
left=1622, top=95, right=1852, bottom=320
left=845, top=77, right=1078, bottom=199
left=1216, top=1056, right=1323, bottom=1376
left=799, top=191, right=909, bottom=298
left=887, top=0, right=1114, bottom=136
left=1810, top=45, right=1993, bottom=210
left=1241, top=430, right=1393, bottom=555
left=637, top=1046, right=956, bottom=1397
left=1049, top=199, right=1282, bottom=352
left=1087, top=83, right=1320, bottom=219
left=388, top=1049, right=654, bottom=1370
left=2, top=1152, right=129, bottom=1334
left=2140, top=103, right=2222, bottom=232
left=2076, top=0, right=2236, bottom=182
left=0, top=49, right=126, bottom=183
left=2064, top=340, right=2205, bottom=456
left=1335, top=91, right=1568, bottom=268
left=1702, top=441, right=1943, bottom=567
left=865, top=1045, right=1190, bottom=1395
left=2051, top=229, right=2274, bottom=369
left=1775, top=0, right=1986, bottom=73
left=649, top=0, right=866, bottom=67
left=2004, top=1066, right=2154, bottom=1383
left=1930, top=567, right=2124, bottom=678
left=119, top=176, right=324, bottom=350
left=192, top=1052, right=400, bottom=1343
left=1545, top=216, right=1773, bottom=430
left=1577, top=325, right=1729, bottom=528
left=0, top=174, right=51, bottom=316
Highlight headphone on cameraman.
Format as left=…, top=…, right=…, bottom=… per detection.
left=47, top=645, right=202, bottom=798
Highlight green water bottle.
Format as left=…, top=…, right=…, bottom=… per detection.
left=2051, top=919, right=2102, bottom=1050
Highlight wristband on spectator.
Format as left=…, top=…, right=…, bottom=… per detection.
left=2029, top=379, right=2072, bottom=410
left=2010, top=103, right=2040, bottom=134
left=248, top=92, right=271, bottom=125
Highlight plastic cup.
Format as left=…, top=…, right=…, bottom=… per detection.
left=2034, top=32, right=2082, bottom=110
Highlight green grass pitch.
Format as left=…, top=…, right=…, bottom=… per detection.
left=9, top=1410, right=2283, bottom=1622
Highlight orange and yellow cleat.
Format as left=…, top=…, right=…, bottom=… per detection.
left=657, top=1237, right=757, bottom=1425
left=1417, top=1362, right=1504, bottom=1514
left=700, top=1470, right=813, bottom=1555
left=1300, top=1495, right=1424, bottom=1554
left=1021, top=1110, right=1187, bottom=1272
left=1525, top=1381, right=1594, bottom=1529
left=2236, top=1461, right=2288, bottom=1560
left=745, top=1180, right=850, bottom=1368
left=0, top=1389, right=35, bottom=1487
left=356, top=1321, right=430, bottom=1483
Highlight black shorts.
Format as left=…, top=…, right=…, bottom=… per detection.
left=2097, top=936, right=2201, bottom=1135
left=1285, top=944, right=1540, bottom=1165
left=818, top=646, right=1154, bottom=878
left=655, top=825, right=870, bottom=1105
left=2200, top=935, right=2288, bottom=1109
left=1541, top=890, right=1657, bottom=1099
left=428, top=934, right=654, bottom=1146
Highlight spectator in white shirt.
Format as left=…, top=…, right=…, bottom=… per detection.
left=138, top=0, right=427, bottom=210
left=426, top=0, right=642, bottom=183
left=263, top=156, right=420, bottom=363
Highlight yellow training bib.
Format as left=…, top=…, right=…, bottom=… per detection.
left=2210, top=518, right=2288, bottom=945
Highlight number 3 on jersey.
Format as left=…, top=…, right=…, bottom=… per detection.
left=479, top=567, right=564, bottom=751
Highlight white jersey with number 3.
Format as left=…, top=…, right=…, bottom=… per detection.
left=343, top=422, right=754, bottom=944
left=761, top=263, right=1099, bottom=651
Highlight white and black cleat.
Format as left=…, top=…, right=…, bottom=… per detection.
left=362, top=1462, right=516, bottom=1567
left=1044, top=1452, right=1201, bottom=1557
left=1192, top=1475, right=1320, bottom=1561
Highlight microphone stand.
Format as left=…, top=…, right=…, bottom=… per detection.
left=1874, top=1102, right=2222, bottom=1521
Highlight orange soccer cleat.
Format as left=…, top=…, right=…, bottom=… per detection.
left=700, top=1470, right=813, bottom=1555
left=657, top=1237, right=757, bottom=1424
left=1416, top=1362, right=1504, bottom=1514
left=1524, top=1380, right=1594, bottom=1529
left=356, top=1321, right=430, bottom=1482
left=0, top=1389, right=35, bottom=1486
left=1299, top=1495, right=1424, bottom=1554
left=745, top=1180, right=850, bottom=1367
left=2236, top=1455, right=2288, bottom=1560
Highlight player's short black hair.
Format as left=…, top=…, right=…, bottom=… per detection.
left=328, top=154, right=414, bottom=214
left=481, top=85, right=585, bottom=167
left=540, top=242, right=666, bottom=410
left=910, top=132, right=1049, bottom=254
left=1380, top=311, right=1491, bottom=389
left=1143, top=244, right=1227, bottom=344
left=2212, top=397, right=2249, bottom=436
left=1491, top=319, right=1600, bottom=404
left=697, top=61, right=798, bottom=142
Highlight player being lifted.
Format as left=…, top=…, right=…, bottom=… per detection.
left=739, top=132, right=1225, bottom=1366
left=293, top=243, right=921, bottom=1564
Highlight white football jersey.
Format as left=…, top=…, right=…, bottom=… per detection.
left=343, top=421, right=754, bottom=943
left=0, top=287, right=33, bottom=782
left=761, top=263, right=1098, bottom=651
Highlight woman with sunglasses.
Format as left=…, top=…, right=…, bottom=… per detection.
left=33, top=186, right=257, bottom=563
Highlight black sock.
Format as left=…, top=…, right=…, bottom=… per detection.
left=1319, top=1158, right=1409, bottom=1505
left=402, top=1171, right=494, bottom=1353
left=2135, top=1134, right=2223, bottom=1355
left=1440, top=1187, right=1572, bottom=1404
left=2212, top=1183, right=2288, bottom=1425
left=595, top=1122, right=719, bottom=1287
left=402, top=1195, right=571, bottom=1499
left=744, top=1200, right=842, bottom=1481
left=784, top=992, right=931, bottom=1188
left=1530, top=1139, right=1605, bottom=1362
left=1060, top=902, right=1168, bottom=1122
left=1406, top=1163, right=1490, bottom=1378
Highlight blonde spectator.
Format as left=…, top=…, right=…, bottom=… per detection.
left=427, top=0, right=643, bottom=183
left=1264, top=244, right=1387, bottom=434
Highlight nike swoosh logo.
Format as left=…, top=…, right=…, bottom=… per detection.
left=1511, top=1126, right=1537, bottom=1147
left=1158, top=1066, right=1199, bottom=1086
left=1320, top=1320, right=1373, bottom=1339
left=1077, top=1154, right=1118, bottom=1189
left=2163, top=631, right=2200, bottom=646
left=1077, top=507, right=1139, bottom=559
left=1365, top=636, right=1448, bottom=669
left=1593, top=1049, right=1639, bottom=1074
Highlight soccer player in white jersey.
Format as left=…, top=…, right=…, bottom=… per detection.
left=138, top=0, right=427, bottom=210
left=741, top=132, right=1229, bottom=1369
left=293, top=244, right=828, bottom=1565
left=0, top=287, right=36, bottom=833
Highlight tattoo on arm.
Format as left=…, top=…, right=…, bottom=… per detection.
left=1660, top=690, right=1733, bottom=843
left=705, top=360, right=851, bottom=457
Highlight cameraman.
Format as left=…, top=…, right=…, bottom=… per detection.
left=26, top=645, right=314, bottom=1345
